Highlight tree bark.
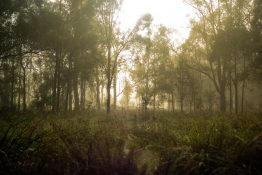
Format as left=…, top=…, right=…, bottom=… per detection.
left=10, top=58, right=15, bottom=110
left=229, top=73, right=233, bottom=113
left=65, top=81, right=69, bottom=111
left=220, top=85, right=226, bottom=113
left=22, top=67, right=26, bottom=111
left=180, top=98, right=184, bottom=113
left=106, top=43, right=112, bottom=114
left=106, top=81, right=111, bottom=114
left=80, top=76, right=86, bottom=111
left=234, top=57, right=238, bottom=114
left=153, top=93, right=156, bottom=113
left=113, top=71, right=117, bottom=110
left=101, top=83, right=104, bottom=109
left=171, top=92, right=175, bottom=113
left=69, top=58, right=73, bottom=112
left=95, top=67, right=101, bottom=110
left=73, top=71, right=79, bottom=111
left=52, top=69, right=57, bottom=111
left=241, top=56, right=246, bottom=115
left=56, top=56, right=61, bottom=112
left=18, top=47, right=22, bottom=111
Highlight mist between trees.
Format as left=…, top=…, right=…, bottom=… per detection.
left=0, top=0, right=262, bottom=115
left=1, top=1, right=262, bottom=175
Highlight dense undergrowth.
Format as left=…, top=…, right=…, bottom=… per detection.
left=0, top=112, right=261, bottom=175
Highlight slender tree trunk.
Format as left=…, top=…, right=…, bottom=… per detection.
left=80, top=77, right=83, bottom=110
left=220, top=86, right=226, bottom=113
left=69, top=58, right=73, bottom=112
left=73, top=71, right=79, bottom=111
left=65, top=81, right=69, bottom=111
left=27, top=68, right=31, bottom=107
left=220, top=67, right=227, bottom=113
left=96, top=67, right=101, bottom=110
left=10, top=58, right=15, bottom=110
left=180, top=97, right=184, bottom=113
left=22, top=67, right=26, bottom=111
left=83, top=80, right=86, bottom=110
left=69, top=85, right=72, bottom=112
left=171, top=92, right=175, bottom=113
left=106, top=44, right=111, bottom=114
left=168, top=94, right=171, bottom=111
left=229, top=73, right=233, bottom=113
left=52, top=75, right=57, bottom=111
left=153, top=93, right=156, bottom=112
left=113, top=63, right=117, bottom=110
left=52, top=0, right=62, bottom=112
left=18, top=73, right=21, bottom=111
left=234, top=57, right=238, bottom=114
left=52, top=55, right=58, bottom=112
left=113, top=73, right=117, bottom=110
left=56, top=57, right=61, bottom=112
left=101, top=83, right=104, bottom=108
left=190, top=101, right=192, bottom=113
left=18, top=47, right=22, bottom=111
left=193, top=93, right=196, bottom=112
left=234, top=82, right=238, bottom=114
left=241, top=80, right=245, bottom=115
left=241, top=56, right=246, bottom=115
left=217, top=56, right=227, bottom=113
left=106, top=81, right=111, bottom=114
left=80, top=76, right=86, bottom=111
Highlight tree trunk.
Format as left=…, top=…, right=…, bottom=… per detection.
left=180, top=97, right=184, bottom=113
left=234, top=57, right=238, bottom=114
left=171, top=92, right=175, bottom=113
left=73, top=71, right=79, bottom=111
left=69, top=58, right=73, bottom=112
left=80, top=77, right=86, bottom=111
left=56, top=57, right=61, bottom=112
left=18, top=73, right=21, bottom=111
left=229, top=73, right=233, bottom=113
left=113, top=72, right=117, bottom=110
left=10, top=58, right=15, bottom=110
left=153, top=93, right=156, bottom=113
left=96, top=67, right=101, bottom=110
left=52, top=55, right=58, bottom=112
left=220, top=86, right=226, bottom=113
left=52, top=0, right=62, bottom=112
left=241, top=56, right=246, bottom=115
left=18, top=49, right=22, bottom=111
left=106, top=43, right=111, bottom=114
left=106, top=81, right=111, bottom=114
left=101, top=83, right=104, bottom=109
left=65, top=81, right=69, bottom=111
left=22, top=67, right=26, bottom=111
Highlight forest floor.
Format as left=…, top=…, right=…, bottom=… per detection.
left=0, top=111, right=262, bottom=175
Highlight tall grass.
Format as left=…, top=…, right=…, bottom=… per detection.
left=0, top=113, right=261, bottom=175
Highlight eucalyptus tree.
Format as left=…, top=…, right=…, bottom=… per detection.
left=131, top=14, right=154, bottom=111
left=151, top=26, right=175, bottom=111
left=97, top=0, right=137, bottom=113
left=184, top=0, right=252, bottom=112
left=65, top=0, right=99, bottom=111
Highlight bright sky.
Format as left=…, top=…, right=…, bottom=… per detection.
left=119, top=0, right=197, bottom=43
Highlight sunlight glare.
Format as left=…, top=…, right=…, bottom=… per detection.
left=119, top=0, right=197, bottom=43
